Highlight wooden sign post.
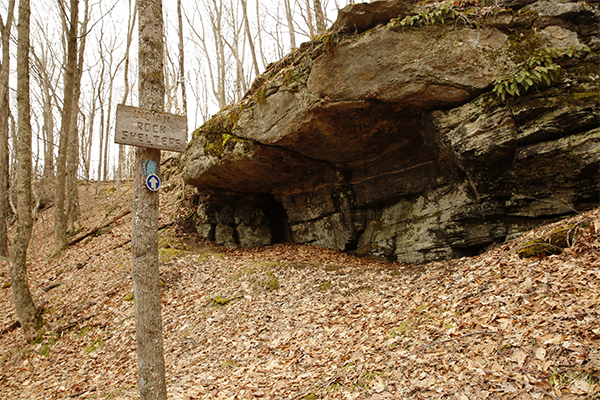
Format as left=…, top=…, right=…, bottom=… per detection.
left=118, top=1, right=187, bottom=399
left=115, top=104, right=187, bottom=152
left=116, top=104, right=187, bottom=192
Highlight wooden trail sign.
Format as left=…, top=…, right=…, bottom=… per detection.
left=115, top=104, right=187, bottom=152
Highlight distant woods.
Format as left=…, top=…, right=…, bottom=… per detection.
left=0, top=0, right=349, bottom=341
left=0, top=0, right=348, bottom=251
left=0, top=0, right=348, bottom=373
left=185, top=0, right=333, bottom=114
left=0, top=0, right=341, bottom=345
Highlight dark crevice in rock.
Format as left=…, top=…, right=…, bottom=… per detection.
left=264, top=194, right=293, bottom=244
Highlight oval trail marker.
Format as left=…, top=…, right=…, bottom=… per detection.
left=146, top=174, right=161, bottom=191
left=115, top=104, right=187, bottom=152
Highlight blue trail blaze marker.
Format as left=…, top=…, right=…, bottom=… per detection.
left=146, top=174, right=161, bottom=191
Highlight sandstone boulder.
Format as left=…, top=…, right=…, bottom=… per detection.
left=181, top=0, right=599, bottom=263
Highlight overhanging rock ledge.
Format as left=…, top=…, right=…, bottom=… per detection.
left=181, top=0, right=599, bottom=264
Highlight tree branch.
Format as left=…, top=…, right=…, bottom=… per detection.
left=68, top=207, right=131, bottom=245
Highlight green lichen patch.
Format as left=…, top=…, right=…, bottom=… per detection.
left=516, top=239, right=563, bottom=258
left=389, top=318, right=415, bottom=337
left=318, top=280, right=332, bottom=291
left=239, top=262, right=282, bottom=292
left=37, top=332, right=59, bottom=357
left=256, top=88, right=267, bottom=105
left=203, top=131, right=235, bottom=157
left=158, top=237, right=191, bottom=262
left=516, top=220, right=591, bottom=258
left=197, top=253, right=227, bottom=262
left=211, top=294, right=244, bottom=306
left=322, top=264, right=344, bottom=272
left=506, top=29, right=547, bottom=65
left=549, top=227, right=574, bottom=248
left=83, top=337, right=104, bottom=355
left=548, top=221, right=590, bottom=248
left=572, top=91, right=599, bottom=101
left=158, top=236, right=190, bottom=251
left=158, top=247, right=186, bottom=263
left=256, top=272, right=280, bottom=292
left=201, top=110, right=241, bottom=138
left=122, top=292, right=134, bottom=302
left=79, top=325, right=94, bottom=338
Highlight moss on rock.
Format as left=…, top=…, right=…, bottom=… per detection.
left=517, top=239, right=563, bottom=258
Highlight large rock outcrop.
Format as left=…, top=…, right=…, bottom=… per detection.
left=181, top=0, right=599, bottom=264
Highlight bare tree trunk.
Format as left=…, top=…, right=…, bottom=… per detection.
left=11, top=0, right=44, bottom=343
left=225, top=0, right=246, bottom=101
left=0, top=0, right=16, bottom=257
left=66, top=0, right=90, bottom=230
left=65, top=99, right=79, bottom=232
left=80, top=113, right=89, bottom=179
left=176, top=0, right=187, bottom=117
left=41, top=74, right=54, bottom=180
left=53, top=0, right=79, bottom=255
left=313, top=0, right=326, bottom=35
left=186, top=1, right=227, bottom=109
left=255, top=0, right=267, bottom=68
left=117, top=0, right=137, bottom=194
left=284, top=0, right=296, bottom=49
left=31, top=42, right=59, bottom=181
left=102, top=93, right=112, bottom=181
left=240, top=0, right=259, bottom=77
left=96, top=65, right=105, bottom=193
left=81, top=71, right=98, bottom=182
left=211, top=0, right=227, bottom=108
left=163, top=40, right=178, bottom=112
left=133, top=0, right=167, bottom=398
left=306, top=0, right=315, bottom=37
left=9, top=111, right=16, bottom=183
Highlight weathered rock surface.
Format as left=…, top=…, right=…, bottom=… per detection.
left=181, top=0, right=599, bottom=263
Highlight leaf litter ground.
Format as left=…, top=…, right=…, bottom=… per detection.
left=0, top=181, right=598, bottom=400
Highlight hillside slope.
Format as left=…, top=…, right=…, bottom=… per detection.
left=0, top=174, right=598, bottom=399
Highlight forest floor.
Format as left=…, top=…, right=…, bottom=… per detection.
left=0, top=170, right=599, bottom=400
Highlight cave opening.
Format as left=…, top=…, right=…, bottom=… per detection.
left=264, top=194, right=293, bottom=243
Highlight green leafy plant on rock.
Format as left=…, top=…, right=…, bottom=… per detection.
left=388, top=0, right=493, bottom=30
left=389, top=1, right=459, bottom=29
left=493, top=45, right=591, bottom=100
